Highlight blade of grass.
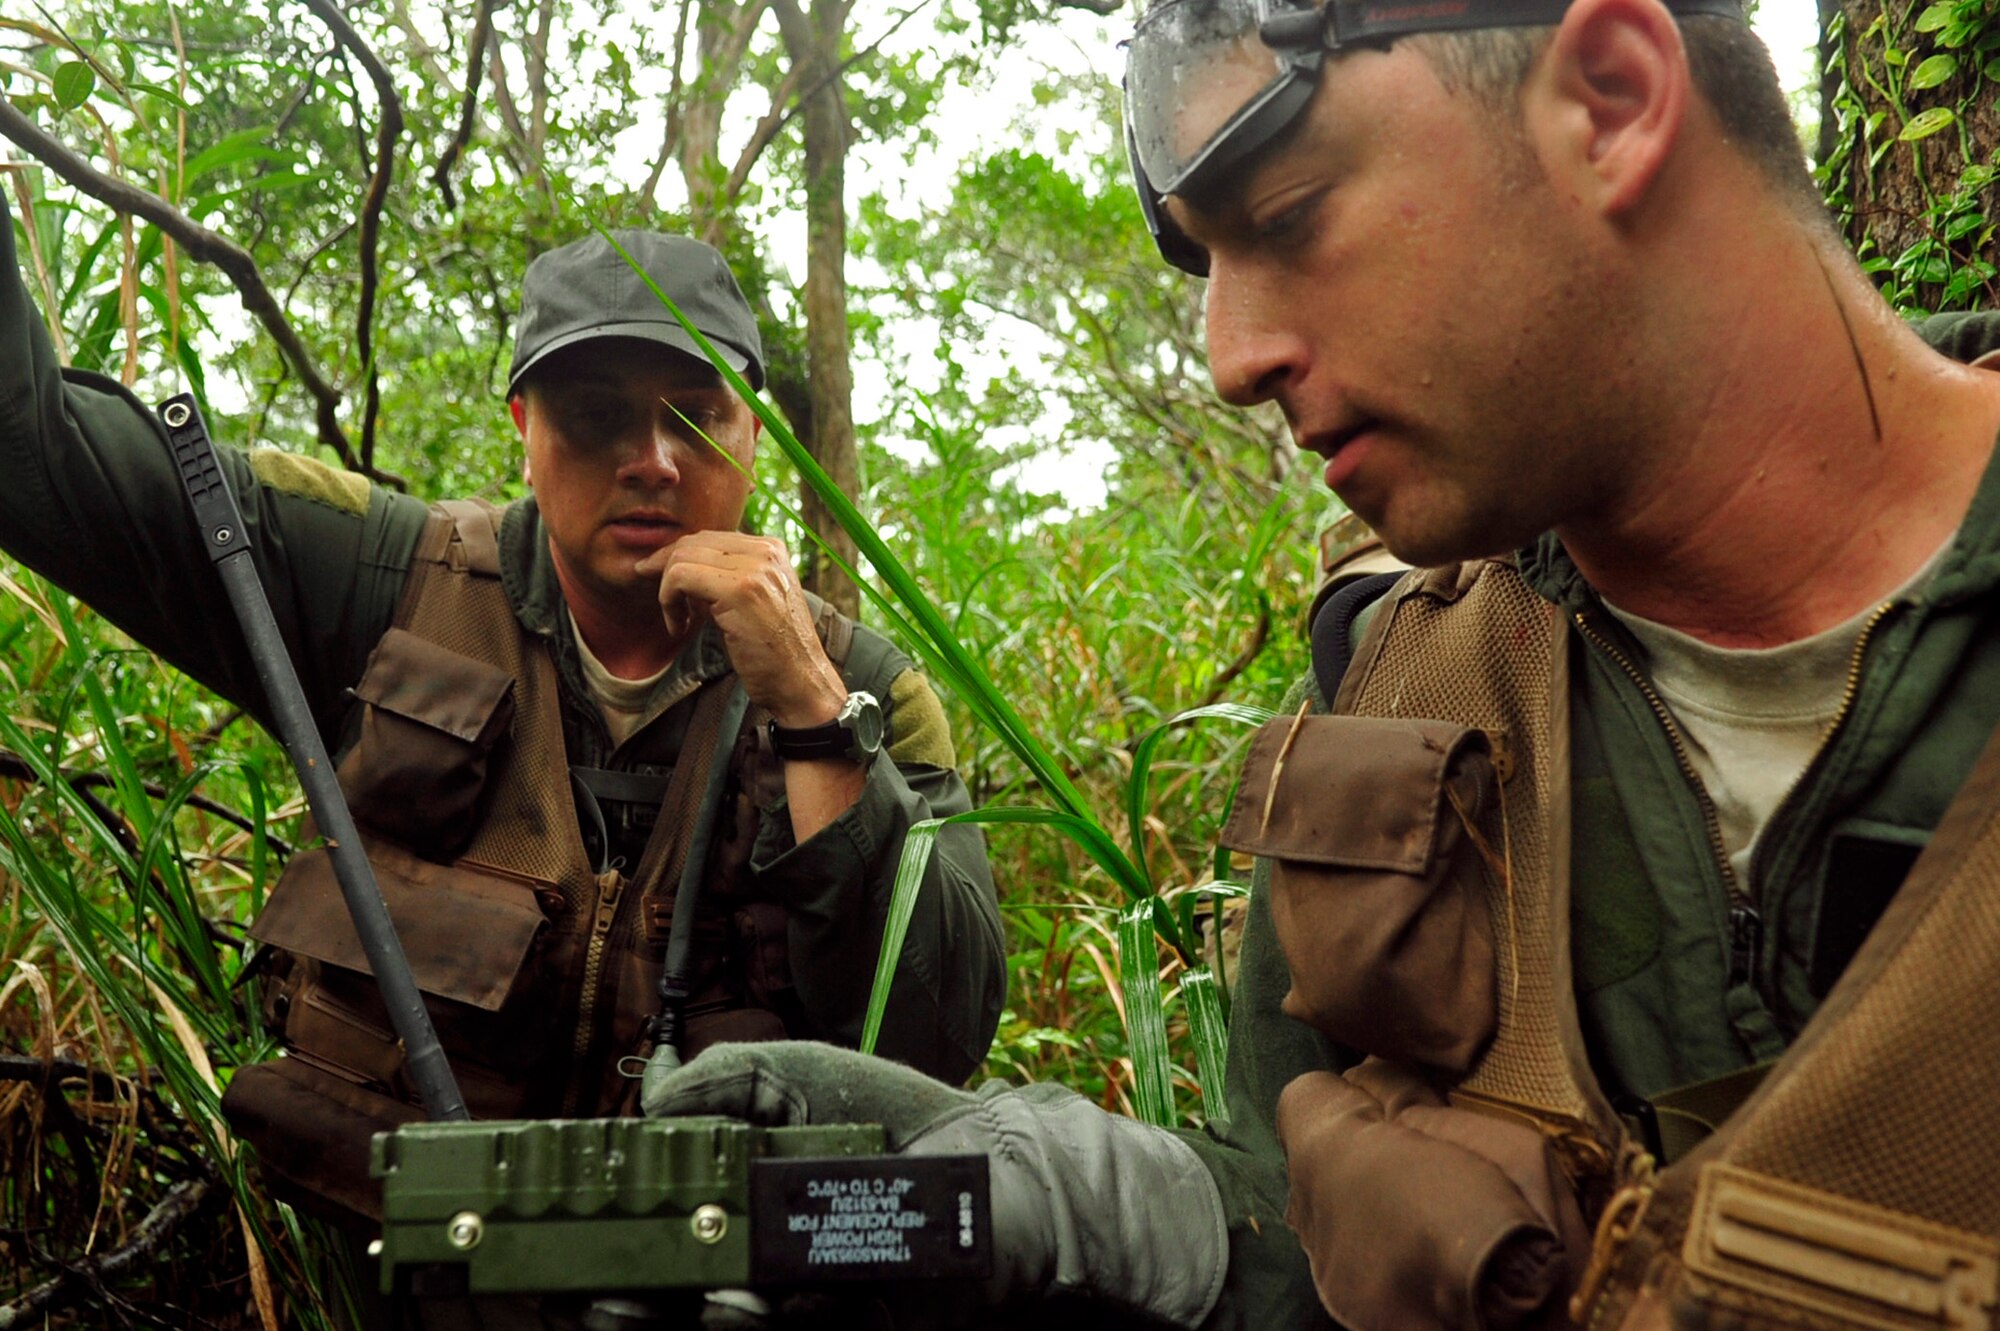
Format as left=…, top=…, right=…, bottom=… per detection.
left=1117, top=898, right=1174, bottom=1127
left=1125, top=702, right=1273, bottom=902
left=1181, top=965, right=1230, bottom=1133
left=861, top=805, right=1154, bottom=1054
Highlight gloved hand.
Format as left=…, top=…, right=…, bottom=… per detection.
left=1278, top=1058, right=1592, bottom=1331
left=643, top=1041, right=1228, bottom=1328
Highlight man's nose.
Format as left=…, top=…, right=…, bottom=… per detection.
left=1205, top=266, right=1308, bottom=408
left=617, top=421, right=684, bottom=485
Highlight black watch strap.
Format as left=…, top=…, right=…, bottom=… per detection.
left=767, top=717, right=850, bottom=761
left=767, top=690, right=882, bottom=763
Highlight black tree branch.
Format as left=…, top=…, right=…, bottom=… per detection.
left=432, top=0, right=497, bottom=209
left=300, top=0, right=403, bottom=476
left=0, top=1175, right=217, bottom=1327
left=0, top=101, right=364, bottom=473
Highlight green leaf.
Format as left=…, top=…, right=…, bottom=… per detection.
left=860, top=818, right=942, bottom=1055
left=1883, top=46, right=1908, bottom=68
left=861, top=805, right=1151, bottom=1055
left=1125, top=701, right=1274, bottom=908
left=128, top=79, right=191, bottom=110
left=1182, top=967, right=1230, bottom=1132
left=184, top=125, right=281, bottom=184
left=1915, top=3, right=1955, bottom=33
left=52, top=60, right=94, bottom=111
left=1118, top=899, right=1175, bottom=1127
left=1909, top=54, right=1959, bottom=89
left=1901, top=106, right=1958, bottom=140
left=1944, top=211, right=1988, bottom=241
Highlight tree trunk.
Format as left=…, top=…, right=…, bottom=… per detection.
left=773, top=0, right=860, bottom=619
left=1823, top=1, right=2000, bottom=311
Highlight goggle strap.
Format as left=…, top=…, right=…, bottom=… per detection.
left=1327, top=0, right=1746, bottom=46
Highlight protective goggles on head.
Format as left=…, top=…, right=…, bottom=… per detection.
left=1124, top=0, right=1747, bottom=276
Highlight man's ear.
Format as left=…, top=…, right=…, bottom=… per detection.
left=1529, top=0, right=1688, bottom=218
left=510, top=395, right=532, bottom=484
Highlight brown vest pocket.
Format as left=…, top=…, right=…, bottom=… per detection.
left=222, top=1057, right=423, bottom=1226
left=338, top=626, right=515, bottom=860
left=251, top=837, right=553, bottom=1111
left=1222, top=714, right=1499, bottom=1075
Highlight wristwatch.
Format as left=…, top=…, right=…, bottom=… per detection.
left=767, top=690, right=883, bottom=764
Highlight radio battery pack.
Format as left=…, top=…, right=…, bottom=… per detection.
left=372, top=1117, right=992, bottom=1298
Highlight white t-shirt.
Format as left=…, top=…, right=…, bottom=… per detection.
left=568, top=609, right=671, bottom=747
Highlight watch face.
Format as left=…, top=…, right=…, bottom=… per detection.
left=842, top=691, right=884, bottom=758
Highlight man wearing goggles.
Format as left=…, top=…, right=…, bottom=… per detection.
left=646, top=2, right=2000, bottom=1329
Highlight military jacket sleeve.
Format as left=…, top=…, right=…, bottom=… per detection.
left=749, top=638, right=1005, bottom=1087
left=0, top=198, right=429, bottom=733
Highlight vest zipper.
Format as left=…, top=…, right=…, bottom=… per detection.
left=563, top=867, right=626, bottom=1116
left=1573, top=611, right=1759, bottom=983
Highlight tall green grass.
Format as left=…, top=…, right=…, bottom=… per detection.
left=0, top=572, right=345, bottom=1328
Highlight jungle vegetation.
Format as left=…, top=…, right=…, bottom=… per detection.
left=0, top=0, right=1987, bottom=1323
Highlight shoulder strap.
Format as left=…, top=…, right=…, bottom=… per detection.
left=1310, top=570, right=1403, bottom=706
left=630, top=677, right=748, bottom=912
left=431, top=499, right=503, bottom=577
left=809, top=595, right=856, bottom=668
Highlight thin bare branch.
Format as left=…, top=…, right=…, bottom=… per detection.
left=711, top=0, right=777, bottom=86
left=0, top=1175, right=217, bottom=1326
left=720, top=0, right=933, bottom=211
left=486, top=39, right=542, bottom=192
left=382, top=0, right=454, bottom=86
left=432, top=0, right=497, bottom=210
left=720, top=59, right=808, bottom=208
left=0, top=100, right=365, bottom=473
left=300, top=0, right=402, bottom=475
left=640, top=0, right=696, bottom=208
left=527, top=0, right=557, bottom=159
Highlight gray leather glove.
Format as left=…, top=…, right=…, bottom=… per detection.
left=643, top=1041, right=1229, bottom=1328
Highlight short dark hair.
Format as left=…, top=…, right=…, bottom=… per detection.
left=1409, top=16, right=1825, bottom=222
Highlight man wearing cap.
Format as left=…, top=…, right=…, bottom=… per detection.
left=0, top=218, right=1004, bottom=1247
left=641, top=1, right=2000, bottom=1329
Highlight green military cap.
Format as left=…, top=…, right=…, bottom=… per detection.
left=508, top=230, right=766, bottom=395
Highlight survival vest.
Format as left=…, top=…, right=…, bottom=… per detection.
left=221, top=500, right=855, bottom=1224
left=1240, top=557, right=2000, bottom=1330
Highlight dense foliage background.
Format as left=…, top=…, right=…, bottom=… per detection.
left=0, top=0, right=1984, bottom=1323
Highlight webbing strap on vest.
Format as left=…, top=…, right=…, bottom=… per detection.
left=1579, top=710, right=2000, bottom=1330
left=1616, top=1062, right=1773, bottom=1168
left=570, top=767, right=672, bottom=806
left=626, top=676, right=743, bottom=915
